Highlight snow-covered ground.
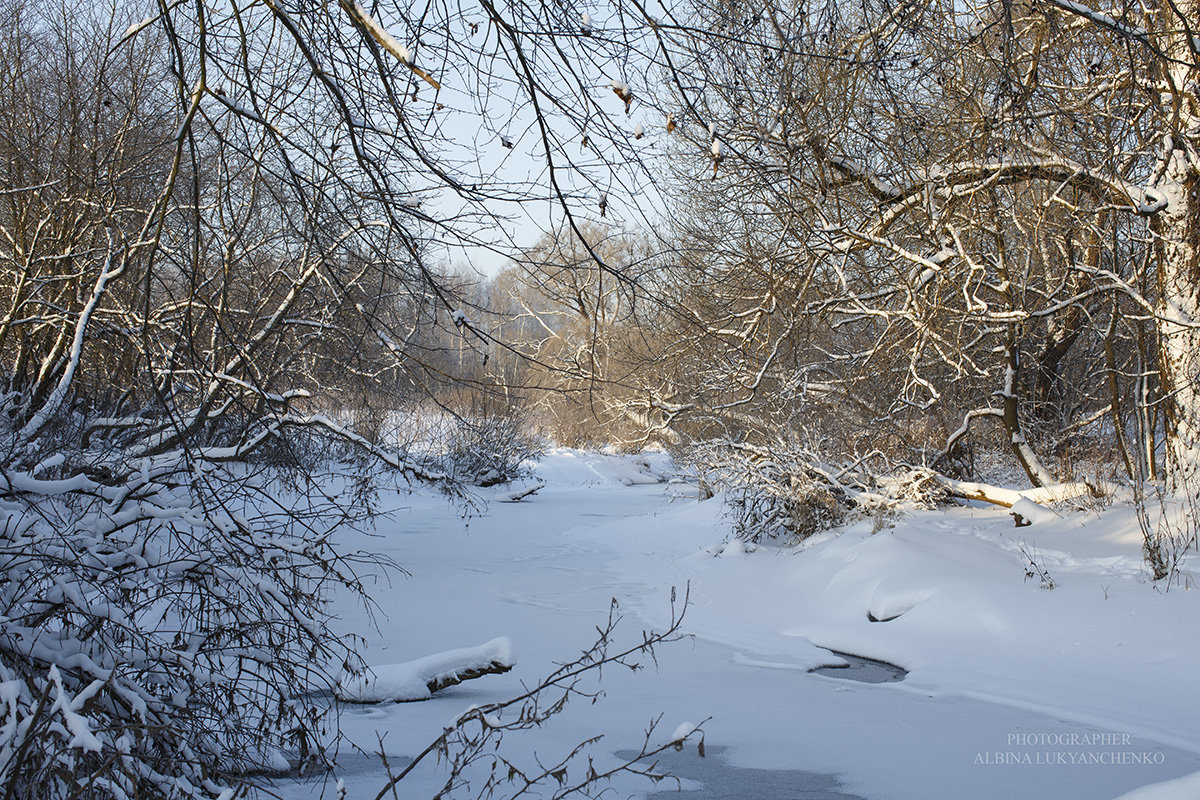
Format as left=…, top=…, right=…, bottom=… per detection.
left=274, top=449, right=1200, bottom=800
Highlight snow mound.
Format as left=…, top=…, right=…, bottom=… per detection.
left=1010, top=497, right=1057, bottom=526
left=713, top=539, right=758, bottom=557
left=337, top=637, right=515, bottom=703
left=867, top=588, right=931, bottom=622
left=1112, top=771, right=1200, bottom=800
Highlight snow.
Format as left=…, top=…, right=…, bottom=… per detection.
left=272, top=449, right=1200, bottom=800
left=1009, top=497, right=1057, bottom=525
left=1113, top=770, right=1200, bottom=800
left=350, top=2, right=411, bottom=62
left=1048, top=0, right=1148, bottom=37
left=494, top=481, right=545, bottom=502
left=670, top=721, right=700, bottom=743
left=48, top=666, right=103, bottom=753
left=122, top=17, right=155, bottom=39
left=336, top=638, right=515, bottom=703
left=31, top=453, right=65, bottom=475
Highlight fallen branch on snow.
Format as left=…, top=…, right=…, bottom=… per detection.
left=336, top=637, right=515, bottom=703
left=496, top=482, right=545, bottom=502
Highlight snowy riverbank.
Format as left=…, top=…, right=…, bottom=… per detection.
left=274, top=449, right=1200, bottom=800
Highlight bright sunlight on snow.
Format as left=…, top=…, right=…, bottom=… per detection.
left=272, top=449, right=1200, bottom=800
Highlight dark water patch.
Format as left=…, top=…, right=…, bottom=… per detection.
left=268, top=751, right=414, bottom=796
left=617, top=746, right=867, bottom=800
left=809, top=650, right=907, bottom=683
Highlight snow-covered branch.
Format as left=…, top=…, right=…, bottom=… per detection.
left=336, top=638, right=515, bottom=702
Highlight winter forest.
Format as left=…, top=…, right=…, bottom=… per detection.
left=2, top=0, right=1199, bottom=796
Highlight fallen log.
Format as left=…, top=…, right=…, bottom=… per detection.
left=426, top=661, right=513, bottom=694
left=337, top=637, right=515, bottom=703
left=936, top=477, right=1096, bottom=509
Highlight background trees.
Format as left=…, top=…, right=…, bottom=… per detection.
left=490, top=222, right=689, bottom=446
left=566, top=0, right=1199, bottom=492
left=0, top=0, right=680, bottom=794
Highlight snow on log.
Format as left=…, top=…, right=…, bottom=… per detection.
left=336, top=637, right=515, bottom=703
left=937, top=477, right=1095, bottom=509
left=495, top=482, right=545, bottom=503
left=1009, top=498, right=1059, bottom=527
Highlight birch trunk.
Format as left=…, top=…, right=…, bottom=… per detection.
left=1153, top=1, right=1200, bottom=493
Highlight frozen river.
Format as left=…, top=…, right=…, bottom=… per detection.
left=273, top=451, right=1200, bottom=800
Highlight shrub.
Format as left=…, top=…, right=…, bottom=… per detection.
left=686, top=443, right=952, bottom=545
left=443, top=398, right=544, bottom=487
left=0, top=460, right=385, bottom=799
left=684, top=443, right=848, bottom=545
left=724, top=464, right=845, bottom=544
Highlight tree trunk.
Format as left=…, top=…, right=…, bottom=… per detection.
left=1002, top=335, right=1055, bottom=488
left=1154, top=5, right=1200, bottom=494
left=1156, top=166, right=1200, bottom=493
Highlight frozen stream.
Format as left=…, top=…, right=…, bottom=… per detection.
left=273, top=452, right=1200, bottom=800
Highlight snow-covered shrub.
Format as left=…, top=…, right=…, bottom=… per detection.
left=872, top=466, right=949, bottom=508
left=253, top=420, right=347, bottom=471
left=725, top=467, right=845, bottom=544
left=686, top=444, right=847, bottom=544
left=686, top=444, right=954, bottom=545
left=0, top=459, right=383, bottom=799
left=443, top=399, right=543, bottom=487
left=1135, top=482, right=1198, bottom=586
left=930, top=440, right=976, bottom=480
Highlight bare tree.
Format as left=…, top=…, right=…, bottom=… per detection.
left=605, top=0, right=1199, bottom=491
left=492, top=222, right=687, bottom=446
left=0, top=0, right=706, bottom=795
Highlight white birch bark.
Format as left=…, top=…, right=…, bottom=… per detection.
left=1152, top=0, right=1200, bottom=493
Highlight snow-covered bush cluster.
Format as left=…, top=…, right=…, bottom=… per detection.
left=725, top=468, right=844, bottom=544
left=688, top=444, right=848, bottom=544
left=0, top=454, right=381, bottom=799
left=444, top=409, right=543, bottom=487
left=869, top=466, right=950, bottom=510
left=689, top=443, right=952, bottom=545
